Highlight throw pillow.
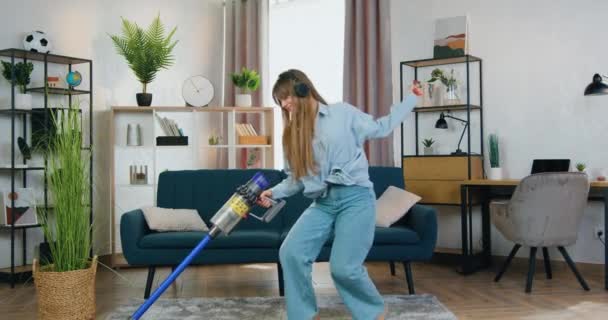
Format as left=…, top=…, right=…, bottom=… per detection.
left=142, top=207, right=209, bottom=232
left=375, top=186, right=421, bottom=227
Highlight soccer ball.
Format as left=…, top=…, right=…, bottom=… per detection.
left=23, top=31, right=52, bottom=53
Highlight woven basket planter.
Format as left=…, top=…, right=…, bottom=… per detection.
left=33, top=256, right=98, bottom=320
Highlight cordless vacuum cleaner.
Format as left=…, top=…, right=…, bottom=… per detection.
left=131, top=172, right=286, bottom=320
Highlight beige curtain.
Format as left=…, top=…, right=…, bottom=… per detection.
left=343, top=0, right=394, bottom=166
left=224, top=0, right=264, bottom=168
left=224, top=0, right=263, bottom=107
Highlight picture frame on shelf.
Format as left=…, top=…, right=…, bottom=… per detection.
left=0, top=188, right=38, bottom=226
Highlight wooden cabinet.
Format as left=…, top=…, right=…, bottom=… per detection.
left=403, top=156, right=483, bottom=205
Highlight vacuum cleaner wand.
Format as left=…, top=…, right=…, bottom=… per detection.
left=131, top=172, right=285, bottom=320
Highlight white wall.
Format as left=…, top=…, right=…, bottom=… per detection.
left=391, top=0, right=608, bottom=263
left=0, top=0, right=224, bottom=267
left=268, top=0, right=345, bottom=168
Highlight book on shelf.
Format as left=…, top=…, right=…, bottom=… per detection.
left=236, top=123, right=258, bottom=136
left=155, top=113, right=183, bottom=136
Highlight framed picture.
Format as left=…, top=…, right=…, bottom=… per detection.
left=0, top=188, right=38, bottom=226
left=433, top=16, right=469, bottom=59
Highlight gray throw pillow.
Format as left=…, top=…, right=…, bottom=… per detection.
left=142, top=207, right=209, bottom=232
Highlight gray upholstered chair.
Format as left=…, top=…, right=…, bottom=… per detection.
left=490, top=172, right=590, bottom=293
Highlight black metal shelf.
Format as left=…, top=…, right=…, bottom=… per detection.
left=0, top=48, right=91, bottom=65
left=0, top=166, right=45, bottom=171
left=0, top=48, right=94, bottom=289
left=0, top=224, right=41, bottom=230
left=26, top=87, right=90, bottom=95
left=413, top=104, right=481, bottom=113
left=402, top=55, right=482, bottom=68
left=0, top=107, right=81, bottom=116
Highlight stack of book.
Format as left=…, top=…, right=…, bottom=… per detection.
left=155, top=113, right=184, bottom=136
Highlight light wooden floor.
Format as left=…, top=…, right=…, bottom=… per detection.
left=1, top=260, right=607, bottom=319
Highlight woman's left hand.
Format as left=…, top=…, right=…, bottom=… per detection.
left=410, top=80, right=423, bottom=96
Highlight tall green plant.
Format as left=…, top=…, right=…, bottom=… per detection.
left=39, top=101, right=91, bottom=272
left=489, top=134, right=500, bottom=168
left=1, top=61, right=34, bottom=93
left=109, top=14, right=178, bottom=94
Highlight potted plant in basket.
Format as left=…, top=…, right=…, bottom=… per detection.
left=422, top=138, right=435, bottom=155
left=488, top=133, right=503, bottom=180
left=1, top=61, right=34, bottom=109
left=109, top=14, right=178, bottom=106
left=34, top=100, right=97, bottom=319
left=231, top=67, right=260, bottom=107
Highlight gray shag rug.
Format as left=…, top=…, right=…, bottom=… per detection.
left=107, top=294, right=456, bottom=320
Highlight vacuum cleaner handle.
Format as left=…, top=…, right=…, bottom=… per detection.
left=249, top=198, right=286, bottom=223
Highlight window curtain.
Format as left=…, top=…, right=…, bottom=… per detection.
left=343, top=0, right=394, bottom=166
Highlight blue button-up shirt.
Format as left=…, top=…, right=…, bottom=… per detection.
left=270, top=94, right=418, bottom=199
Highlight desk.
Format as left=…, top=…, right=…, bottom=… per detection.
left=459, top=179, right=608, bottom=290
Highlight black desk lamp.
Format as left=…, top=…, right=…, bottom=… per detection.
left=435, top=112, right=468, bottom=155
left=584, top=74, right=608, bottom=95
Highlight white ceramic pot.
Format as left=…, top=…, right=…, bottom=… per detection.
left=488, top=167, right=503, bottom=180
left=424, top=146, right=434, bottom=155
left=235, top=94, right=252, bottom=107
left=15, top=93, right=32, bottom=109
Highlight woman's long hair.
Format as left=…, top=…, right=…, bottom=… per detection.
left=272, top=69, right=327, bottom=180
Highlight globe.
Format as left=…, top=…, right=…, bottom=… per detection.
left=66, top=71, right=82, bottom=87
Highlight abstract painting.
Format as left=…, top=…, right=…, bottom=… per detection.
left=433, top=16, right=468, bottom=59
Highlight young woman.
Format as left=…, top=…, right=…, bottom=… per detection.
left=257, top=69, right=421, bottom=320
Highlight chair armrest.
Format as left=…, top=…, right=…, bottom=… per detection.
left=120, top=209, right=150, bottom=263
left=395, top=204, right=438, bottom=258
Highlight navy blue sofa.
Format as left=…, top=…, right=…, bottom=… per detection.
left=120, top=167, right=437, bottom=298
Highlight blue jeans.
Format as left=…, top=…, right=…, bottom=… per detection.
left=279, top=185, right=384, bottom=320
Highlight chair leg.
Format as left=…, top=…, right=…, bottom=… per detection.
left=389, top=261, right=396, bottom=276
left=277, top=262, right=285, bottom=296
left=557, top=246, right=590, bottom=291
left=144, top=266, right=156, bottom=299
left=403, top=262, right=415, bottom=295
left=495, top=244, right=521, bottom=282
left=542, top=247, right=552, bottom=279
left=525, top=247, right=537, bottom=293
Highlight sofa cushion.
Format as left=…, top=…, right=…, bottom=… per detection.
left=375, top=186, right=421, bottom=227
left=280, top=226, right=419, bottom=246
left=142, top=207, right=209, bottom=232
left=139, top=230, right=280, bottom=249
left=156, top=169, right=285, bottom=232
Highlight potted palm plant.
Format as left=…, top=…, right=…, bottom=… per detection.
left=33, top=101, right=96, bottom=319
left=488, top=133, right=503, bottom=180
left=109, top=14, right=178, bottom=106
left=231, top=67, right=260, bottom=107
left=1, top=61, right=34, bottom=109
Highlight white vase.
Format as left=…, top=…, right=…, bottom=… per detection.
left=15, top=93, right=32, bottom=109
left=235, top=94, right=252, bottom=107
left=430, top=82, right=444, bottom=106
left=488, top=167, right=503, bottom=180
left=424, top=146, right=434, bottom=155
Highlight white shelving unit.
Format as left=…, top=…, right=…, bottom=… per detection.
left=110, top=106, right=275, bottom=266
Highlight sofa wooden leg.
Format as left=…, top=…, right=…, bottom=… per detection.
left=403, top=262, right=415, bottom=295
left=389, top=261, right=396, bottom=276
left=277, top=262, right=285, bottom=296
left=145, top=266, right=156, bottom=299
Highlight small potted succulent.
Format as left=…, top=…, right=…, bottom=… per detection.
left=231, top=67, right=260, bottom=107
left=422, top=138, right=435, bottom=155
left=1, top=61, right=34, bottom=109
left=575, top=162, right=587, bottom=174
